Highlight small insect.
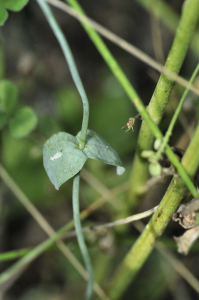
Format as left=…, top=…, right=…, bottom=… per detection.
left=122, top=118, right=135, bottom=132
left=122, top=114, right=142, bottom=132
left=50, top=150, right=62, bottom=161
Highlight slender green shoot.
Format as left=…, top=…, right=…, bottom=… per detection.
left=36, top=2, right=93, bottom=298
left=155, top=62, right=199, bottom=161
left=73, top=174, right=94, bottom=300
left=36, top=0, right=89, bottom=149
left=0, top=248, right=31, bottom=261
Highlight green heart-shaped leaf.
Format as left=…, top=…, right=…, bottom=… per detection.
left=43, top=132, right=87, bottom=190
left=43, top=130, right=124, bottom=190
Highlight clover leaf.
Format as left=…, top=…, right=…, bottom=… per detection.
left=8, top=107, right=38, bottom=138
left=0, top=0, right=29, bottom=26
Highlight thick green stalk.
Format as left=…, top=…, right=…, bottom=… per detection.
left=128, top=0, right=199, bottom=209
left=107, top=121, right=199, bottom=300
left=73, top=174, right=94, bottom=300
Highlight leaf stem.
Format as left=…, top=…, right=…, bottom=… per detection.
left=36, top=0, right=89, bottom=149
left=73, top=173, right=94, bottom=300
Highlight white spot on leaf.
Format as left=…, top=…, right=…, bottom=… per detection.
left=50, top=151, right=62, bottom=161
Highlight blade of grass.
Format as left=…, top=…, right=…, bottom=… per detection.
left=107, top=121, right=199, bottom=299
left=0, top=248, right=31, bottom=261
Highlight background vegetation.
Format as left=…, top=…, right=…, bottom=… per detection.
left=0, top=0, right=199, bottom=299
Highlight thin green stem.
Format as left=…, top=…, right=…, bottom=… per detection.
left=0, top=248, right=31, bottom=261
left=73, top=173, right=93, bottom=300
left=36, top=0, right=89, bottom=149
left=107, top=121, right=199, bottom=300
left=156, top=62, right=199, bottom=161
left=34, top=3, right=93, bottom=294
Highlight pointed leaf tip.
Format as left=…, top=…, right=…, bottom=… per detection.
left=77, top=129, right=123, bottom=168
